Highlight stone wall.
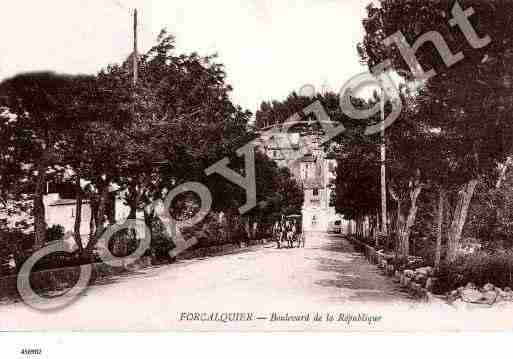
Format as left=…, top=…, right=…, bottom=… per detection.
left=0, top=238, right=268, bottom=303
left=0, top=260, right=131, bottom=303
left=347, top=236, right=513, bottom=308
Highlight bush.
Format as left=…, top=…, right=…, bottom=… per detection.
left=435, top=251, right=513, bottom=294
left=149, top=217, right=175, bottom=262
left=46, top=225, right=65, bottom=243
left=0, top=229, right=33, bottom=275
left=107, top=227, right=140, bottom=258
left=32, top=251, right=99, bottom=272
left=182, top=212, right=231, bottom=249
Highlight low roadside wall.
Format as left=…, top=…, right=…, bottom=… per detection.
left=346, top=236, right=437, bottom=301
left=0, top=238, right=268, bottom=303
left=0, top=261, right=129, bottom=303
left=176, top=238, right=265, bottom=260
left=345, top=235, right=513, bottom=308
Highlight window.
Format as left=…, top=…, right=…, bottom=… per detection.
left=290, top=133, right=300, bottom=148
left=313, top=188, right=319, bottom=197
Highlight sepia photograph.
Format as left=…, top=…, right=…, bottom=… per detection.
left=1, top=1, right=513, bottom=352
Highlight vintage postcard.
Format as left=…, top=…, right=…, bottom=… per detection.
left=1, top=0, right=513, bottom=338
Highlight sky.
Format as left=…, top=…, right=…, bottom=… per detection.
left=0, top=0, right=371, bottom=114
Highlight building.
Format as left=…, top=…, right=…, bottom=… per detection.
left=41, top=179, right=134, bottom=249
left=257, top=120, right=346, bottom=232
left=43, top=191, right=131, bottom=240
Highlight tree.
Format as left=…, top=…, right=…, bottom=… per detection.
left=0, top=30, right=304, bottom=259
left=359, top=0, right=513, bottom=263
left=333, top=131, right=381, bottom=239
left=0, top=72, right=98, bottom=249
left=255, top=91, right=346, bottom=130
left=242, top=152, right=304, bottom=240
left=85, top=30, right=256, bottom=253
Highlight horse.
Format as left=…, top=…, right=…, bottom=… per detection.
left=285, top=222, right=296, bottom=248
left=273, top=221, right=285, bottom=249
left=275, top=218, right=303, bottom=249
left=298, top=231, right=306, bottom=248
left=286, top=227, right=296, bottom=248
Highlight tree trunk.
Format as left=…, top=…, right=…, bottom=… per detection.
left=143, top=204, right=155, bottom=240
left=252, top=221, right=258, bottom=240
left=113, top=200, right=136, bottom=258
left=225, top=209, right=237, bottom=245
left=434, top=187, right=444, bottom=272
left=399, top=185, right=422, bottom=258
left=356, top=216, right=363, bottom=239
left=126, top=182, right=148, bottom=242
left=33, top=161, right=47, bottom=250
left=89, top=198, right=98, bottom=242
left=446, top=180, right=478, bottom=263
left=395, top=202, right=405, bottom=257
left=243, top=216, right=252, bottom=240
left=127, top=183, right=141, bottom=221
left=95, top=186, right=110, bottom=237
left=128, top=205, right=137, bottom=220
left=73, top=174, right=84, bottom=252
left=389, top=187, right=402, bottom=257
left=395, top=203, right=402, bottom=237
left=86, top=185, right=110, bottom=253
left=373, top=213, right=378, bottom=247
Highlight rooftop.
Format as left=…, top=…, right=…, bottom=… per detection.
left=49, top=199, right=90, bottom=207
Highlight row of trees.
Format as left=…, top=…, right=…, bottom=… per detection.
left=255, top=0, right=513, bottom=270
left=337, top=0, right=513, bottom=268
left=0, top=30, right=303, bottom=264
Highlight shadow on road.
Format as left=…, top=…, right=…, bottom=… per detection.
left=313, top=234, right=412, bottom=303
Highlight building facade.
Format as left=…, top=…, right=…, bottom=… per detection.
left=43, top=192, right=132, bottom=239
left=257, top=121, right=346, bottom=232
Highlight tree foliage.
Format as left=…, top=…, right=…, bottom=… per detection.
left=0, top=30, right=304, bottom=261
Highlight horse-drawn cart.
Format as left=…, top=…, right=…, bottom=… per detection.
left=272, top=214, right=305, bottom=249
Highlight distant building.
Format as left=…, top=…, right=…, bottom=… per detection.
left=43, top=192, right=131, bottom=239
left=41, top=179, right=134, bottom=248
left=257, top=121, right=346, bottom=232
left=1, top=176, right=133, bottom=240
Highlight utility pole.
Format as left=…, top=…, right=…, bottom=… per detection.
left=121, top=8, right=139, bottom=264
left=133, top=8, right=138, bottom=86
left=380, top=88, right=388, bottom=238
